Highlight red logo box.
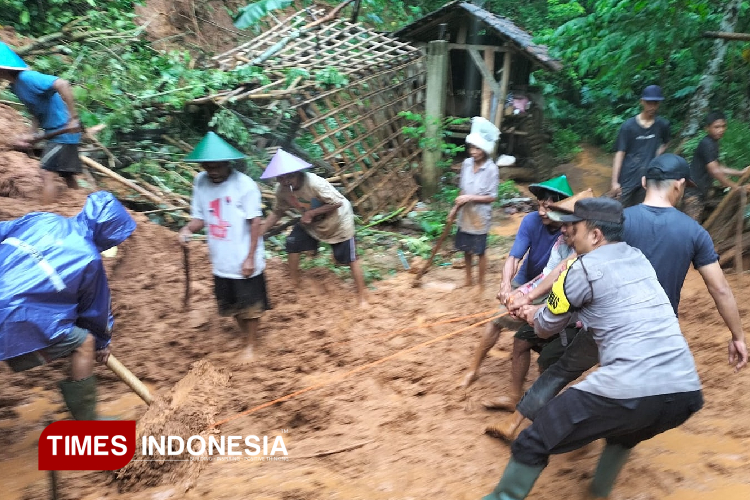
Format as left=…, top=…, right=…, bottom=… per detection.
left=38, top=420, right=136, bottom=470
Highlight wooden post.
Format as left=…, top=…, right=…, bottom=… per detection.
left=736, top=188, right=746, bottom=274
left=495, top=50, right=512, bottom=129
left=480, top=49, right=495, bottom=120
left=422, top=40, right=448, bottom=199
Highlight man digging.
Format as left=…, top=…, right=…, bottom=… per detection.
left=261, top=149, right=368, bottom=307
left=0, top=42, right=83, bottom=203
left=0, top=191, right=136, bottom=420
left=179, top=132, right=269, bottom=361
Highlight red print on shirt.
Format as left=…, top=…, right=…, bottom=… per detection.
left=208, top=197, right=231, bottom=239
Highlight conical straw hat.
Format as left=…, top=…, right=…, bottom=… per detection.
left=184, top=132, right=246, bottom=162
left=0, top=42, right=29, bottom=71
left=528, top=175, right=574, bottom=199
left=260, top=148, right=312, bottom=179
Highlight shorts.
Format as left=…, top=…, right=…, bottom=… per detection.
left=40, top=143, right=82, bottom=177
left=214, top=273, right=271, bottom=320
left=454, top=230, right=487, bottom=255
left=285, top=223, right=357, bottom=264
left=6, top=326, right=90, bottom=372
left=619, top=186, right=646, bottom=208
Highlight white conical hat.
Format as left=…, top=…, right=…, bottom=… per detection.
left=465, top=117, right=500, bottom=155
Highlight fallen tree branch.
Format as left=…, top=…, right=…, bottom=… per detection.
left=80, top=155, right=178, bottom=209
left=703, top=31, right=750, bottom=41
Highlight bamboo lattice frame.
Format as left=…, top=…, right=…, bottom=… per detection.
left=203, top=8, right=426, bottom=221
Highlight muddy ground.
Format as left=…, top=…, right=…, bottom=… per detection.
left=1, top=108, right=750, bottom=499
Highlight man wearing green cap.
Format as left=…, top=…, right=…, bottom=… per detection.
left=461, top=176, right=573, bottom=403
left=261, top=149, right=368, bottom=308
left=179, top=132, right=269, bottom=361
left=0, top=42, right=82, bottom=203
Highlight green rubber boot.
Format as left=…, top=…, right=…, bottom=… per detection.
left=482, top=457, right=545, bottom=500
left=589, top=443, right=632, bottom=498
left=59, top=376, right=98, bottom=420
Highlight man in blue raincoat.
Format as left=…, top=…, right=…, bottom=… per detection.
left=0, top=191, right=136, bottom=420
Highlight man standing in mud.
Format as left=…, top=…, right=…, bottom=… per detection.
left=0, top=42, right=82, bottom=203
left=261, top=149, right=368, bottom=307
left=179, top=132, right=269, bottom=361
left=610, top=85, right=670, bottom=207
left=483, top=197, right=705, bottom=500
left=460, top=176, right=573, bottom=397
left=496, top=155, right=747, bottom=444
left=0, top=191, right=136, bottom=420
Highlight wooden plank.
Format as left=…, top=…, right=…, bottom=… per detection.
left=496, top=50, right=512, bottom=129
left=481, top=49, right=495, bottom=120
left=449, top=43, right=508, bottom=52
left=468, top=48, right=502, bottom=96
left=736, top=188, right=746, bottom=274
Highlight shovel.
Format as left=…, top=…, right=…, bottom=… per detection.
left=106, top=354, right=154, bottom=406
left=413, top=212, right=456, bottom=283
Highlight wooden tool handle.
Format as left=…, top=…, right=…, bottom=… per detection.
left=106, top=354, right=153, bottom=406
left=415, top=213, right=455, bottom=280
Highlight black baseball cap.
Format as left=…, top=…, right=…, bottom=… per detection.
left=645, top=153, right=695, bottom=186
left=550, top=197, right=624, bottom=224
left=641, top=85, right=665, bottom=101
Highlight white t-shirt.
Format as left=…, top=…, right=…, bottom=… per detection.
left=191, top=169, right=265, bottom=279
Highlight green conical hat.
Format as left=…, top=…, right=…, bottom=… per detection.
left=528, top=175, right=573, bottom=199
left=185, top=132, right=246, bottom=163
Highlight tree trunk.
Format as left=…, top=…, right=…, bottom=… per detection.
left=681, top=0, right=742, bottom=138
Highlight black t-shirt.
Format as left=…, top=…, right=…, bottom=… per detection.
left=623, top=204, right=718, bottom=314
left=615, top=116, right=671, bottom=188
left=689, top=135, right=720, bottom=197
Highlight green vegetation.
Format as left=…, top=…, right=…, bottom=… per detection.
left=4, top=0, right=750, bottom=280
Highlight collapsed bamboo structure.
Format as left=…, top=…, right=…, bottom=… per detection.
left=194, top=6, right=426, bottom=222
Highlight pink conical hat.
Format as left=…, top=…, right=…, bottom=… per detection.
left=260, top=149, right=312, bottom=179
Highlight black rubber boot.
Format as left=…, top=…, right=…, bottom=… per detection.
left=589, top=443, right=632, bottom=498
left=482, top=457, right=545, bottom=500
left=59, top=376, right=98, bottom=420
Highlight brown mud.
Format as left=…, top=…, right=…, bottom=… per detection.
left=1, top=96, right=749, bottom=500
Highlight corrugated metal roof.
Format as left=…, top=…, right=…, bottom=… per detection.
left=393, top=1, right=562, bottom=72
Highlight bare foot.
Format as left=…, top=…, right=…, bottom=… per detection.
left=238, top=346, right=255, bottom=363
left=482, top=395, right=520, bottom=411
left=359, top=298, right=370, bottom=309
left=460, top=370, right=478, bottom=388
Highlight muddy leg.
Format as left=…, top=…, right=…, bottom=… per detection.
left=482, top=338, right=530, bottom=410
left=349, top=259, right=369, bottom=307
left=64, top=174, right=79, bottom=190
left=478, top=253, right=487, bottom=288
left=236, top=317, right=259, bottom=361
left=461, top=322, right=502, bottom=388
left=41, top=170, right=58, bottom=204
left=70, top=334, right=95, bottom=381
left=288, top=252, right=301, bottom=286
left=464, top=252, right=473, bottom=287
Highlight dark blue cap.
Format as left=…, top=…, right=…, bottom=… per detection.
left=641, top=85, right=665, bottom=101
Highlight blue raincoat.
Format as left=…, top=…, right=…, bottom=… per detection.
left=0, top=191, right=136, bottom=360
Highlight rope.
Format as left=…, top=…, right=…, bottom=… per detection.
left=210, top=311, right=507, bottom=428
